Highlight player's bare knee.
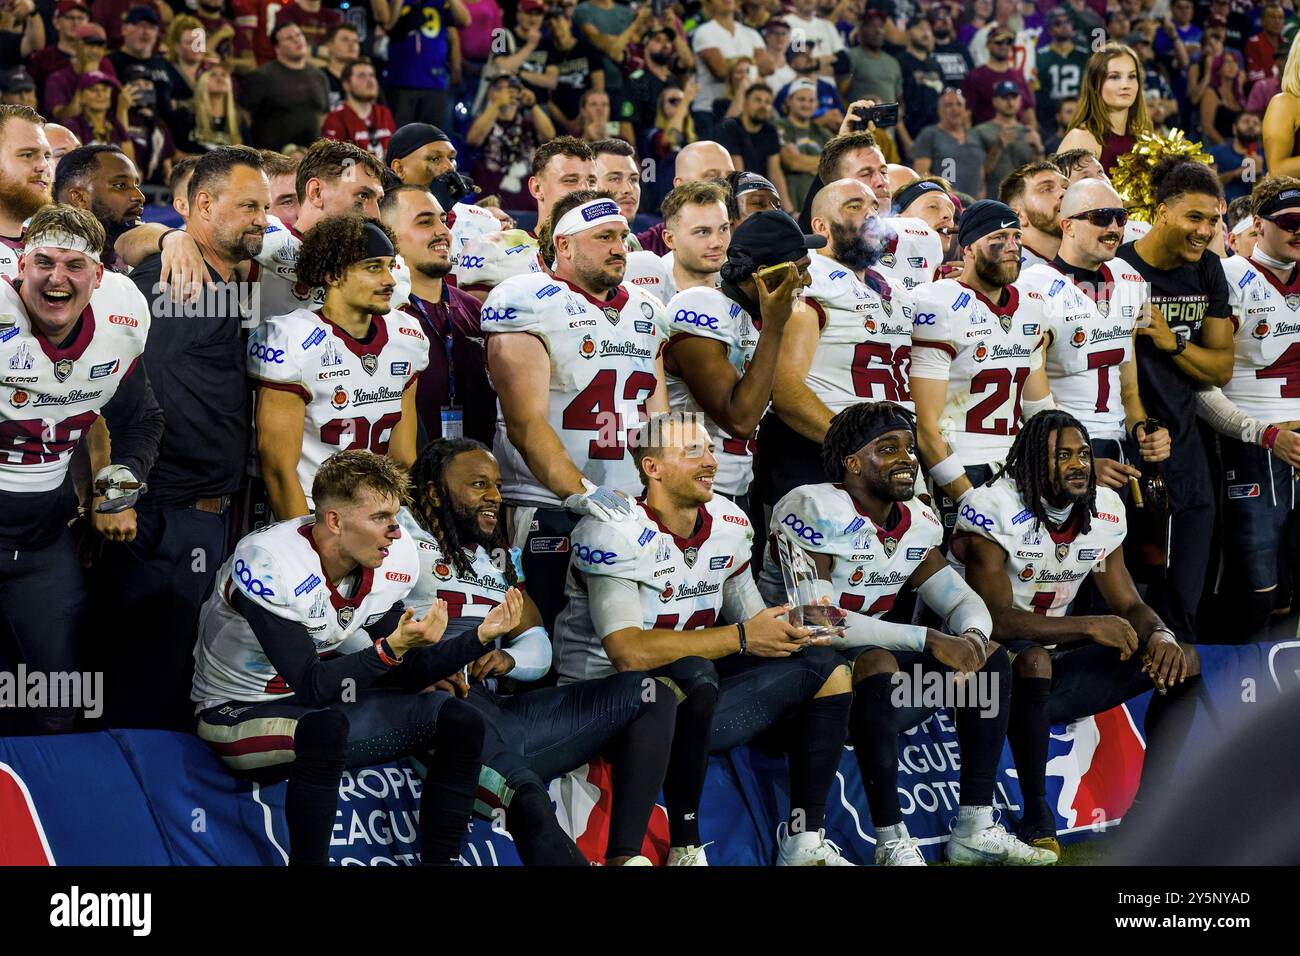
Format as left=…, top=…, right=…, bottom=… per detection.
left=816, top=663, right=854, bottom=697
left=1014, top=645, right=1052, bottom=680
left=852, top=649, right=899, bottom=683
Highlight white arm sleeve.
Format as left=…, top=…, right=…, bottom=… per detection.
left=722, top=572, right=767, bottom=623
left=1196, top=387, right=1266, bottom=445
left=1020, top=392, right=1056, bottom=420
left=502, top=626, right=552, bottom=682
left=915, top=565, right=993, bottom=641
left=588, top=574, right=648, bottom=639
left=834, top=608, right=928, bottom=652
left=907, top=345, right=953, bottom=380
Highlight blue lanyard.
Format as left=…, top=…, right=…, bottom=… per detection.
left=409, top=294, right=456, bottom=406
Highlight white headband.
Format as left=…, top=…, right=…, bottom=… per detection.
left=553, top=199, right=627, bottom=239
left=1231, top=215, right=1255, bottom=237
left=23, top=230, right=101, bottom=263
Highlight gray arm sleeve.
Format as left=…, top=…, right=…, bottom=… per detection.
left=834, top=609, right=929, bottom=652
left=722, top=571, right=767, bottom=623
left=587, top=575, right=647, bottom=639
left=916, top=565, right=993, bottom=640
left=1196, top=386, right=1266, bottom=445
left=501, top=626, right=552, bottom=682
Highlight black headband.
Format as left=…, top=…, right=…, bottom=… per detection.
left=845, top=405, right=915, bottom=455
left=1259, top=189, right=1300, bottom=219
left=892, top=180, right=947, bottom=216
left=361, top=220, right=395, bottom=260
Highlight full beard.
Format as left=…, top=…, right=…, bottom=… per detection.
left=974, top=250, right=1020, bottom=287
left=1026, top=204, right=1063, bottom=238
left=831, top=217, right=884, bottom=271
left=452, top=501, right=499, bottom=551
left=0, top=174, right=51, bottom=225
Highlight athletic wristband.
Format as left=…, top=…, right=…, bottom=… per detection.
left=1020, top=393, right=1056, bottom=421
left=737, top=622, right=748, bottom=656
left=374, top=638, right=401, bottom=666
left=963, top=627, right=990, bottom=650
left=158, top=228, right=183, bottom=252
left=928, top=452, right=965, bottom=487
left=1263, top=425, right=1280, bottom=450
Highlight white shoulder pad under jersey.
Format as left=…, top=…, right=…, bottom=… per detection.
left=484, top=272, right=668, bottom=505
left=191, top=516, right=420, bottom=708
left=664, top=284, right=759, bottom=497
left=877, top=217, right=941, bottom=291
left=553, top=496, right=754, bottom=683
left=453, top=229, right=543, bottom=293
left=0, top=236, right=21, bottom=280
left=247, top=308, right=429, bottom=508
left=1123, top=219, right=1151, bottom=243
left=953, top=476, right=1126, bottom=618
left=910, top=278, right=1046, bottom=467
left=1221, top=255, right=1300, bottom=424
left=0, top=273, right=150, bottom=492
left=1020, top=261, right=1143, bottom=441
left=624, top=249, right=673, bottom=305
left=758, top=483, right=942, bottom=614
left=806, top=253, right=915, bottom=412
left=449, top=202, right=504, bottom=270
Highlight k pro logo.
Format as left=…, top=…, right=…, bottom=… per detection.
left=781, top=512, right=823, bottom=545
left=573, top=544, right=617, bottom=565
left=674, top=308, right=719, bottom=331
left=959, top=504, right=994, bottom=530
left=249, top=342, right=285, bottom=364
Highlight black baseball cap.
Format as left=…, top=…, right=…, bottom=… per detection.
left=993, top=79, right=1021, bottom=97
left=729, top=210, right=826, bottom=269
left=2, top=69, right=35, bottom=93
left=124, top=5, right=161, bottom=24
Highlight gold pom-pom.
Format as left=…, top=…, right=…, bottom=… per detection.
left=1111, top=129, right=1215, bottom=224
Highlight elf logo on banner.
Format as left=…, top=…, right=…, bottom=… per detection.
left=1228, top=483, right=1261, bottom=500
left=0, top=762, right=54, bottom=865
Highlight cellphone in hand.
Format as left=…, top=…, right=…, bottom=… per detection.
left=850, top=102, right=899, bottom=131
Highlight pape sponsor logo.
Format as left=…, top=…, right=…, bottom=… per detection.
left=50, top=886, right=151, bottom=936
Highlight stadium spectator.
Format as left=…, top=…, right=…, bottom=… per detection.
left=577, top=89, right=625, bottom=144
left=386, top=123, right=457, bottom=188
left=273, top=0, right=343, bottom=63
left=98, top=145, right=269, bottom=730
left=1263, top=42, right=1300, bottom=178
left=467, top=75, right=556, bottom=210
left=639, top=84, right=698, bottom=212
left=54, top=144, right=144, bottom=268
left=189, top=0, right=242, bottom=63
left=320, top=59, right=394, bottom=161
left=1056, top=0, right=1102, bottom=39
left=109, top=6, right=173, bottom=118
left=711, top=56, right=757, bottom=126
left=320, top=24, right=362, bottom=110
left=724, top=169, right=781, bottom=228
left=845, top=10, right=901, bottom=106
left=777, top=80, right=831, bottom=215
left=1246, top=1, right=1287, bottom=93
left=1210, top=113, right=1266, bottom=204
left=572, top=0, right=652, bottom=132
left=760, top=19, right=796, bottom=95
left=542, top=7, right=606, bottom=136
left=1200, top=53, right=1246, bottom=146
left=928, top=3, right=972, bottom=89
left=963, top=24, right=1036, bottom=127
left=456, top=0, right=505, bottom=104
left=1035, top=7, right=1089, bottom=132
left=0, top=68, right=37, bottom=109
left=691, top=0, right=767, bottom=140
left=1043, top=96, right=1078, bottom=154
left=170, top=60, right=243, bottom=155
left=0, top=0, right=44, bottom=64
left=118, top=64, right=174, bottom=188
left=974, top=81, right=1045, bottom=201
left=27, top=0, right=100, bottom=98
left=783, top=0, right=844, bottom=77
left=162, top=16, right=208, bottom=112
left=626, top=26, right=689, bottom=135
left=96, top=0, right=168, bottom=51
left=44, top=22, right=117, bottom=122
left=240, top=23, right=330, bottom=151
left=1058, top=42, right=1152, bottom=176
left=957, top=0, right=996, bottom=47
left=773, top=48, right=845, bottom=132
left=382, top=0, right=471, bottom=131
left=718, top=83, right=792, bottom=209
left=476, top=0, right=556, bottom=112
left=1155, top=0, right=1199, bottom=67
left=259, top=148, right=300, bottom=229
left=62, top=72, right=135, bottom=163
left=896, top=15, right=945, bottom=153
left=910, top=88, right=988, bottom=200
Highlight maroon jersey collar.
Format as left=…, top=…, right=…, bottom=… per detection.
left=638, top=497, right=714, bottom=552
left=297, top=524, right=376, bottom=609
left=957, top=279, right=1019, bottom=317
left=316, top=310, right=390, bottom=357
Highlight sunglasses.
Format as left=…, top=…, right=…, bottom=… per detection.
left=1265, top=212, right=1300, bottom=232
left=989, top=38, right=1013, bottom=46
left=1069, top=207, right=1129, bottom=228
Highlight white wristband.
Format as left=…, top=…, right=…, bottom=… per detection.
left=928, top=452, right=965, bottom=487
left=1020, top=393, right=1056, bottom=421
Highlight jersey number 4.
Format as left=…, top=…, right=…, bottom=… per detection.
left=562, top=368, right=658, bottom=460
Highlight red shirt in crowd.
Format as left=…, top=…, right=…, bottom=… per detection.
left=962, top=65, right=1036, bottom=126
left=320, top=102, right=396, bottom=159
left=1245, top=33, right=1281, bottom=88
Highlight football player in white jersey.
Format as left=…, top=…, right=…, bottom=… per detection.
left=454, top=137, right=598, bottom=299
left=250, top=216, right=429, bottom=519
left=759, top=402, right=1055, bottom=866
left=1020, top=178, right=1171, bottom=491
left=486, top=191, right=670, bottom=631
left=666, top=206, right=820, bottom=505
left=1196, top=177, right=1300, bottom=634
left=909, top=199, right=1055, bottom=530
left=402, top=438, right=675, bottom=866
left=0, top=105, right=54, bottom=280
left=954, top=410, right=1199, bottom=857
left=554, top=413, right=855, bottom=866
left=1000, top=161, right=1068, bottom=271
left=0, top=204, right=162, bottom=732
left=757, top=178, right=911, bottom=510
left=883, top=177, right=954, bottom=289
left=621, top=181, right=731, bottom=304
left=194, top=451, right=521, bottom=866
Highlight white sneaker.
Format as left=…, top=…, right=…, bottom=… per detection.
left=667, top=844, right=711, bottom=866
left=775, top=823, right=855, bottom=866
left=618, top=855, right=653, bottom=866
left=945, top=818, right=1057, bottom=866
left=874, top=837, right=927, bottom=866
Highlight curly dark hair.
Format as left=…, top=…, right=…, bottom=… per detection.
left=1152, top=156, right=1222, bottom=207
left=296, top=214, right=397, bottom=289
left=821, top=401, right=915, bottom=483
left=990, top=409, right=1097, bottom=535
left=408, top=438, right=519, bottom=586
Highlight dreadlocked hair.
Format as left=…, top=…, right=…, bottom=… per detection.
left=821, top=402, right=916, bottom=483
left=992, top=409, right=1097, bottom=535
left=408, top=438, right=519, bottom=587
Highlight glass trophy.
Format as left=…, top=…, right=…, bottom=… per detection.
left=776, top=532, right=847, bottom=637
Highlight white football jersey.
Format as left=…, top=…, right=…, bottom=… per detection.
left=253, top=215, right=413, bottom=322
left=910, top=279, right=1046, bottom=466
left=953, top=476, right=1126, bottom=621
left=758, top=484, right=943, bottom=624
left=484, top=272, right=669, bottom=505
left=806, top=253, right=915, bottom=412
left=664, top=285, right=759, bottom=497
left=1020, top=261, right=1146, bottom=441
left=623, top=249, right=673, bottom=305
left=877, top=217, right=942, bottom=291
left=0, top=236, right=21, bottom=279
left=1018, top=241, right=1054, bottom=271
left=0, top=274, right=150, bottom=492
left=247, top=308, right=430, bottom=508
left=452, top=229, right=544, bottom=293
left=449, top=202, right=504, bottom=272
left=192, top=515, right=420, bottom=709
left=554, top=495, right=754, bottom=683
left=1221, top=255, right=1300, bottom=424
left=397, top=507, right=521, bottom=620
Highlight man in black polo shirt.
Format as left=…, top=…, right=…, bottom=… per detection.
left=93, top=146, right=270, bottom=729
left=1115, top=158, right=1233, bottom=643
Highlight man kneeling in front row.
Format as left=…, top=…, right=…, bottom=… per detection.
left=192, top=450, right=522, bottom=865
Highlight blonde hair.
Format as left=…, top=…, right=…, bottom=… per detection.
left=1065, top=43, right=1153, bottom=147
left=166, top=15, right=205, bottom=65
left=1283, top=38, right=1300, bottom=98
left=654, top=87, right=696, bottom=144
left=192, top=66, right=242, bottom=147
left=312, top=450, right=410, bottom=510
